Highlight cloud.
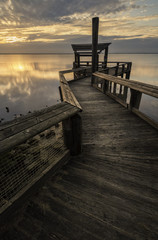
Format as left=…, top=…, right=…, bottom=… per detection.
left=0, top=0, right=140, bottom=27
left=0, top=0, right=158, bottom=53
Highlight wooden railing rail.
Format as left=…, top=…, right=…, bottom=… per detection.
left=93, top=72, right=158, bottom=129
left=0, top=68, right=84, bottom=216
left=59, top=70, right=83, bottom=155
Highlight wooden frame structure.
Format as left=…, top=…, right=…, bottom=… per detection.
left=72, top=43, right=111, bottom=69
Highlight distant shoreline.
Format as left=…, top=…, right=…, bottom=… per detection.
left=0, top=53, right=158, bottom=55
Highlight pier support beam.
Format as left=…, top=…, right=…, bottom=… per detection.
left=91, top=17, right=99, bottom=85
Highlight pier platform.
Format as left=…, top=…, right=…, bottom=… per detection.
left=1, top=77, right=158, bottom=240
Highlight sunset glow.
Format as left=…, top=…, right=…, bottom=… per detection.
left=0, top=0, right=158, bottom=53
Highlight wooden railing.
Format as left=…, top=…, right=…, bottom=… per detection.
left=93, top=72, right=158, bottom=129
left=1, top=63, right=157, bottom=217
left=73, top=61, right=132, bottom=80
left=0, top=69, right=84, bottom=216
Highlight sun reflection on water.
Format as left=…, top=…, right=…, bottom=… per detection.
left=0, top=54, right=74, bottom=122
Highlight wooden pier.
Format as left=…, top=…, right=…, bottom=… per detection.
left=1, top=73, right=158, bottom=240
left=0, top=17, right=158, bottom=240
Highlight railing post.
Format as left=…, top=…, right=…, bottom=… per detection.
left=121, top=64, right=125, bottom=78
left=122, top=63, right=132, bottom=102
left=129, top=89, right=142, bottom=110
left=114, top=63, right=119, bottom=94
left=91, top=17, right=99, bottom=85
left=104, top=47, right=109, bottom=68
left=126, top=62, right=132, bottom=79
left=62, top=114, right=82, bottom=156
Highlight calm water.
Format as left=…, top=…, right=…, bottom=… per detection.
left=0, top=54, right=158, bottom=122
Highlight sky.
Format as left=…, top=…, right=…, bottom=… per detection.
left=0, top=0, right=158, bottom=53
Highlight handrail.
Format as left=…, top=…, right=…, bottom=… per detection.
left=94, top=72, right=158, bottom=98
left=59, top=66, right=91, bottom=74
left=59, top=71, right=82, bottom=110
left=92, top=72, right=158, bottom=129
left=0, top=102, right=80, bottom=153
left=0, top=67, right=86, bottom=217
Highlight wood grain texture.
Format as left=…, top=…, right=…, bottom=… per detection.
left=0, top=102, right=79, bottom=153
left=59, top=73, right=82, bottom=110
left=1, top=77, right=158, bottom=240
left=94, top=72, right=158, bottom=98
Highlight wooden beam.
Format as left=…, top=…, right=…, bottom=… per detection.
left=0, top=103, right=80, bottom=153
left=59, top=73, right=82, bottom=110
left=62, top=113, right=82, bottom=155
left=93, top=72, right=158, bottom=98
left=129, top=89, right=142, bottom=109
left=132, top=107, right=158, bottom=130
left=92, top=17, right=99, bottom=84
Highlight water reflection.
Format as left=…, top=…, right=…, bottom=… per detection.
left=0, top=54, right=158, bottom=123
left=0, top=54, right=73, bottom=122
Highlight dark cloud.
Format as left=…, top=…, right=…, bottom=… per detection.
left=0, top=0, right=139, bottom=27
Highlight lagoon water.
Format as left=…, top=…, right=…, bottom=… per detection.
left=0, top=54, right=158, bottom=122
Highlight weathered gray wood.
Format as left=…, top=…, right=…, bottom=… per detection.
left=93, top=72, right=158, bottom=98
left=59, top=72, right=82, bottom=110
left=63, top=113, right=82, bottom=156
left=0, top=102, right=66, bottom=131
left=0, top=103, right=80, bottom=153
left=126, top=62, right=132, bottom=79
left=92, top=17, right=99, bottom=84
left=121, top=64, right=125, bottom=78
left=0, top=103, right=72, bottom=141
left=2, top=77, right=158, bottom=240
left=129, top=89, right=142, bottom=109
left=60, top=66, right=91, bottom=75
left=106, top=92, right=128, bottom=108
left=71, top=43, right=111, bottom=52
left=132, top=107, right=158, bottom=130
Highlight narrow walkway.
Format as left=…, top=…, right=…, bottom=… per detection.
left=1, top=77, right=158, bottom=240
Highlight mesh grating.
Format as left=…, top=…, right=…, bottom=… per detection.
left=0, top=123, right=67, bottom=210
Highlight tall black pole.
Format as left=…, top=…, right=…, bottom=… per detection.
left=91, top=17, right=99, bottom=85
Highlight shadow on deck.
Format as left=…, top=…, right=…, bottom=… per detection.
left=1, top=77, right=158, bottom=240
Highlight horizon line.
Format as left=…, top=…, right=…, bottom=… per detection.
left=0, top=52, right=158, bottom=55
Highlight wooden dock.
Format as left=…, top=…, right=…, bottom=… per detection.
left=0, top=17, right=158, bottom=240
left=1, top=76, right=158, bottom=240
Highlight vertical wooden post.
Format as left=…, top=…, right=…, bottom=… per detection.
left=121, top=64, right=125, bottom=78
left=104, top=47, right=109, bottom=68
left=126, top=62, right=132, bottom=79
left=91, top=17, right=99, bottom=85
left=63, top=114, right=82, bottom=156
left=58, top=86, right=63, bottom=102
left=103, top=80, right=109, bottom=94
left=129, top=89, right=142, bottom=110
left=115, top=63, right=119, bottom=77
left=114, top=63, right=119, bottom=94
left=123, top=63, right=132, bottom=102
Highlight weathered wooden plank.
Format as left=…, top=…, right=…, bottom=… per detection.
left=106, top=92, right=127, bottom=108
left=60, top=73, right=82, bottom=110
left=59, top=66, right=91, bottom=75
left=92, top=17, right=99, bottom=84
left=71, top=43, right=111, bottom=52
left=0, top=103, right=73, bottom=141
left=0, top=104, right=79, bottom=153
left=132, top=107, right=158, bottom=130
left=93, top=72, right=158, bottom=98
left=0, top=102, right=66, bottom=131
left=129, top=89, right=142, bottom=109
left=62, top=113, right=82, bottom=155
